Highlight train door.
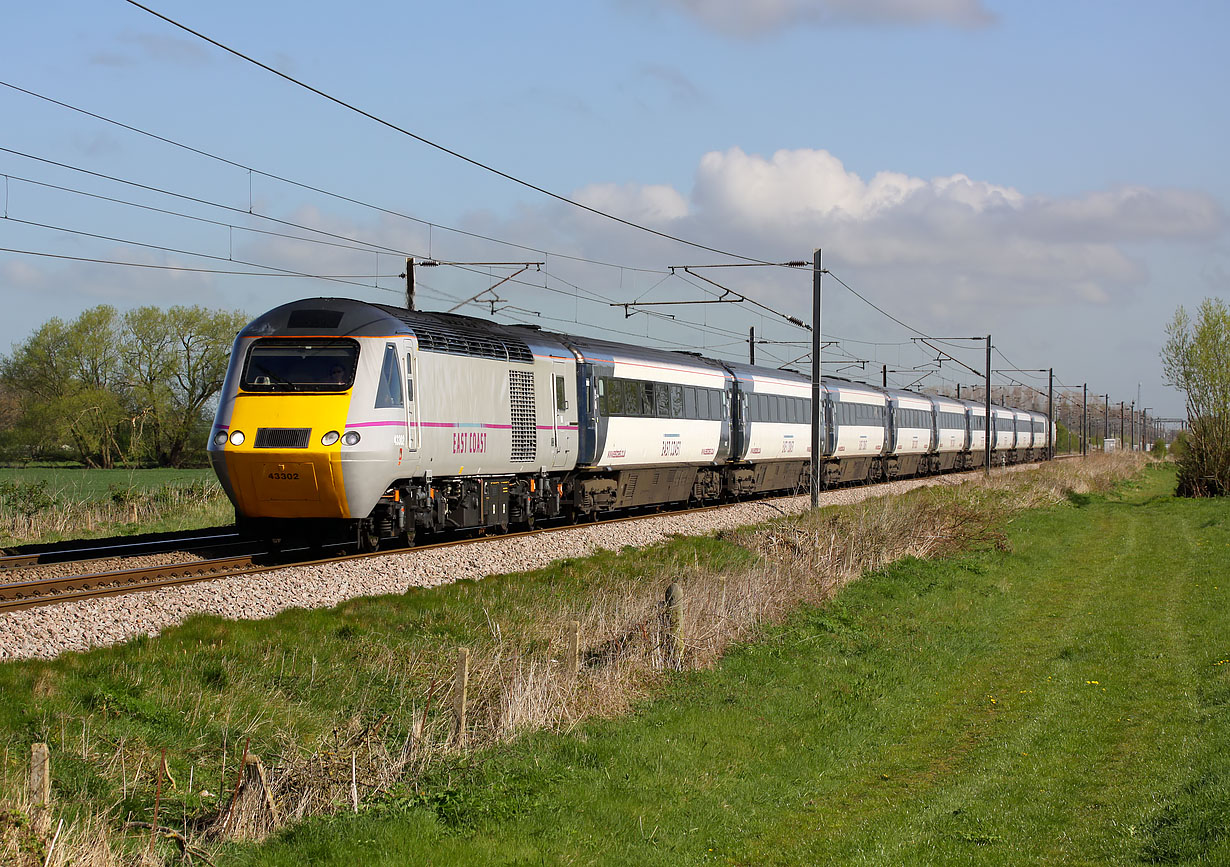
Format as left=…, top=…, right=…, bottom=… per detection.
left=402, top=341, right=420, bottom=452
left=550, top=359, right=574, bottom=469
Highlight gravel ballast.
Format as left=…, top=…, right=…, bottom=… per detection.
left=0, top=471, right=1005, bottom=661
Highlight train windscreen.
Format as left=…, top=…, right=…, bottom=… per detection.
left=241, top=338, right=359, bottom=392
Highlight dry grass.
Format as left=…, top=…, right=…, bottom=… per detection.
left=0, top=479, right=231, bottom=545
left=0, top=768, right=129, bottom=867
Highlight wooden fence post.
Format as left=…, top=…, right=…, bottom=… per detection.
left=29, top=742, right=50, bottom=806
left=29, top=742, right=51, bottom=835
left=567, top=620, right=581, bottom=677
left=453, top=648, right=470, bottom=745
left=665, top=582, right=685, bottom=670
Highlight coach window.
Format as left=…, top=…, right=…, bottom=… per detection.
left=669, top=385, right=684, bottom=418
left=374, top=343, right=404, bottom=408
left=653, top=383, right=670, bottom=418
left=633, top=382, right=648, bottom=417
left=683, top=386, right=697, bottom=419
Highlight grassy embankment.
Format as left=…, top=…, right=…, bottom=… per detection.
left=0, top=467, right=230, bottom=546
left=3, top=458, right=1226, bottom=864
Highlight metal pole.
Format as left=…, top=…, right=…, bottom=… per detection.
left=984, top=335, right=992, bottom=476
left=1130, top=401, right=1135, bottom=451
left=810, top=249, right=822, bottom=508
left=1104, top=394, right=1110, bottom=447
left=1082, top=383, right=1088, bottom=457
left=882, top=364, right=887, bottom=388
left=405, top=257, right=415, bottom=311
left=1120, top=401, right=1125, bottom=444
left=749, top=326, right=755, bottom=365
left=1047, top=368, right=1054, bottom=459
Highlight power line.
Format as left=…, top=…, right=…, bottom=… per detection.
left=0, top=245, right=390, bottom=279
left=122, top=1, right=788, bottom=267
left=3, top=171, right=396, bottom=259
left=824, top=269, right=929, bottom=338
left=0, top=78, right=664, bottom=275
left=3, top=216, right=395, bottom=289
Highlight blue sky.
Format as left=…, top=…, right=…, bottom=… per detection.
left=2, top=0, right=1226, bottom=419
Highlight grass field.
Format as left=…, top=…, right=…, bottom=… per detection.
left=0, top=467, right=215, bottom=498
left=0, top=467, right=230, bottom=545
left=2, top=460, right=1226, bottom=865
left=212, top=463, right=1229, bottom=866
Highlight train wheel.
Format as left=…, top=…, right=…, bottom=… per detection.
left=356, top=523, right=380, bottom=553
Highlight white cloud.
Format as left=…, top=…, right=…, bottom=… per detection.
left=641, top=0, right=995, bottom=36
left=475, top=146, right=1223, bottom=325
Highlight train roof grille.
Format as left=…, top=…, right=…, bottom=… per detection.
left=413, top=324, right=533, bottom=363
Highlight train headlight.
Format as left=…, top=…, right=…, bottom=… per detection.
left=229, top=430, right=245, bottom=446
left=213, top=431, right=228, bottom=446
left=341, top=431, right=361, bottom=446
left=321, top=430, right=340, bottom=446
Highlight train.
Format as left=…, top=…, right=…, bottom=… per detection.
left=207, top=298, right=1054, bottom=550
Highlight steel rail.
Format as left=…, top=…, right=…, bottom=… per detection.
left=0, top=458, right=1057, bottom=615
left=0, top=530, right=241, bottom=570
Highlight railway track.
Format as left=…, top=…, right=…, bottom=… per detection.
left=0, top=529, right=241, bottom=570
left=0, top=459, right=1065, bottom=616
left=0, top=497, right=777, bottom=615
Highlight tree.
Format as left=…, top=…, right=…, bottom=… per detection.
left=1162, top=298, right=1230, bottom=496
left=0, top=304, right=246, bottom=468
left=1, top=307, right=129, bottom=467
left=124, top=306, right=248, bottom=467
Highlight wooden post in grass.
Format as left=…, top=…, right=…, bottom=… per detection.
left=567, top=620, right=581, bottom=677
left=453, top=648, right=470, bottom=745
left=29, top=743, right=50, bottom=806
left=30, top=742, right=52, bottom=832
left=665, top=582, right=685, bottom=670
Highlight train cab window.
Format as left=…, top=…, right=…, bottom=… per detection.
left=374, top=343, right=404, bottom=408
left=241, top=338, right=358, bottom=393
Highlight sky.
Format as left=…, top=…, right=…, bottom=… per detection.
left=2, top=0, right=1226, bottom=419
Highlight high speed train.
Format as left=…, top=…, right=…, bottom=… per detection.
left=208, top=298, right=1053, bottom=549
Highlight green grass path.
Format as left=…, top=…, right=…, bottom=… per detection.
left=218, top=466, right=1227, bottom=864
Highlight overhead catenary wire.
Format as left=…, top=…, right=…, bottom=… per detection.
left=0, top=246, right=391, bottom=279
left=0, top=79, right=660, bottom=275
left=3, top=215, right=399, bottom=290
left=121, top=1, right=794, bottom=268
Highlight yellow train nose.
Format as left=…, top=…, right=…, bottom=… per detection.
left=219, top=395, right=352, bottom=519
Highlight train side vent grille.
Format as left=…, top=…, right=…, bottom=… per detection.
left=254, top=428, right=312, bottom=449
left=414, top=325, right=534, bottom=364
left=509, top=371, right=537, bottom=462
